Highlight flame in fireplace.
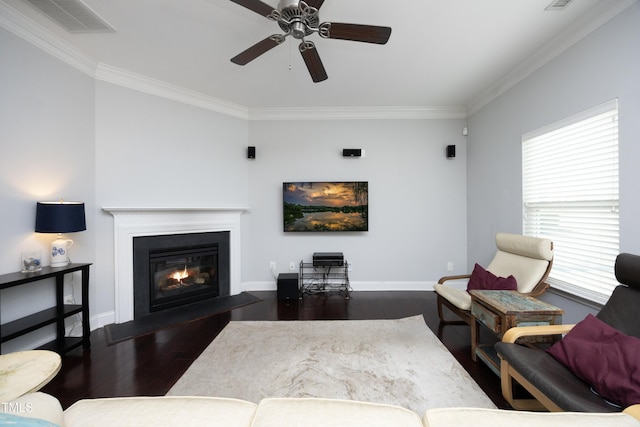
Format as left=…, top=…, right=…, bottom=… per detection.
left=169, top=265, right=189, bottom=281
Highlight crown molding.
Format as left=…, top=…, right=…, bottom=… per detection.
left=1, top=0, right=464, bottom=121
left=95, top=65, right=465, bottom=120
left=466, top=0, right=638, bottom=116
left=248, top=105, right=467, bottom=121
left=96, top=65, right=458, bottom=121
left=94, top=64, right=249, bottom=120
left=6, top=0, right=632, bottom=121
left=0, top=0, right=96, bottom=76
left=1, top=0, right=249, bottom=119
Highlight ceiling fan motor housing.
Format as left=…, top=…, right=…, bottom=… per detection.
left=230, top=0, right=391, bottom=83
left=278, top=0, right=305, bottom=12
left=277, top=0, right=319, bottom=39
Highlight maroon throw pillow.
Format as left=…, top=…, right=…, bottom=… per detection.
left=466, top=263, right=517, bottom=291
left=547, top=313, right=640, bottom=408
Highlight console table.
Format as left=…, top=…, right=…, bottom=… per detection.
left=470, top=290, right=563, bottom=375
left=0, top=263, right=91, bottom=354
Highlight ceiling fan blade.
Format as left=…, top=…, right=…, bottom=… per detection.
left=304, top=0, right=325, bottom=10
left=323, top=23, right=392, bottom=44
left=299, top=41, right=328, bottom=83
left=231, top=36, right=284, bottom=65
left=230, top=0, right=275, bottom=17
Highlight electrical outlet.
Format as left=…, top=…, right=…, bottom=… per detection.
left=289, top=261, right=296, bottom=271
left=348, top=262, right=353, bottom=272
left=447, top=261, right=454, bottom=271
left=269, top=261, right=276, bottom=271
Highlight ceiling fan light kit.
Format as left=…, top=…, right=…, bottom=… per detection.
left=230, top=0, right=391, bottom=82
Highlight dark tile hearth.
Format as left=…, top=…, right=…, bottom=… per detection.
left=104, top=292, right=262, bottom=344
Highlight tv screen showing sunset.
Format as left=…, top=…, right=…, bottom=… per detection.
left=283, top=182, right=368, bottom=232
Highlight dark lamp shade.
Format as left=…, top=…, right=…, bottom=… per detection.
left=35, top=202, right=86, bottom=233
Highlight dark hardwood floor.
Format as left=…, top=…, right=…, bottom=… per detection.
left=42, top=291, right=509, bottom=410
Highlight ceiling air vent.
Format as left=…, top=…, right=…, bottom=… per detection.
left=545, top=0, right=575, bottom=11
left=25, top=0, right=115, bottom=33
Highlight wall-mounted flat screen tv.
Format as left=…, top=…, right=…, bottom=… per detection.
left=283, top=182, right=368, bottom=232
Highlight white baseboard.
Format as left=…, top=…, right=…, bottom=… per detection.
left=91, top=311, right=115, bottom=330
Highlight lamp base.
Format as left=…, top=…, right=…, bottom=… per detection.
left=50, top=235, right=73, bottom=268
left=50, top=259, right=70, bottom=268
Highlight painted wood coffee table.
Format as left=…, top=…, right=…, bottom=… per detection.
left=470, top=290, right=564, bottom=375
left=0, top=350, right=61, bottom=402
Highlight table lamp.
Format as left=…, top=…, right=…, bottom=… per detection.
left=35, top=201, right=86, bottom=267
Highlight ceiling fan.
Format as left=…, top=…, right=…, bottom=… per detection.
left=230, top=0, right=392, bottom=83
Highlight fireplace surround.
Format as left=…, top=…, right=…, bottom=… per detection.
left=103, top=207, right=247, bottom=324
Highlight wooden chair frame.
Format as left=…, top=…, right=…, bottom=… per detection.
left=497, top=324, right=575, bottom=411
left=625, top=405, right=640, bottom=421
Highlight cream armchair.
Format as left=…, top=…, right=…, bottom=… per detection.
left=434, top=233, right=553, bottom=325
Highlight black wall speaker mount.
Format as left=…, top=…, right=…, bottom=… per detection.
left=342, top=148, right=362, bottom=157
left=446, top=145, right=456, bottom=158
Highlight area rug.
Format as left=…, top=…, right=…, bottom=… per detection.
left=104, top=292, right=262, bottom=345
left=167, top=315, right=495, bottom=414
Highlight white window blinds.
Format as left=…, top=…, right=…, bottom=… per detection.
left=522, top=99, right=619, bottom=304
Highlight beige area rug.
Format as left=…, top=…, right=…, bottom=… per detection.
left=167, top=315, right=496, bottom=414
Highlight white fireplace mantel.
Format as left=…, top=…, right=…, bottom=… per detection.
left=103, top=207, right=249, bottom=324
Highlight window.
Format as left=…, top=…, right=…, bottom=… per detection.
left=522, top=99, right=619, bottom=304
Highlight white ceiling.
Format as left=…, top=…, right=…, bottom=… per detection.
left=1, top=0, right=634, bottom=115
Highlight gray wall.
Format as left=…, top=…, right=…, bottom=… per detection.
left=92, top=82, right=251, bottom=325
left=90, top=87, right=467, bottom=324
left=243, top=119, right=468, bottom=289
left=0, top=28, right=95, bottom=351
left=466, top=2, right=640, bottom=322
